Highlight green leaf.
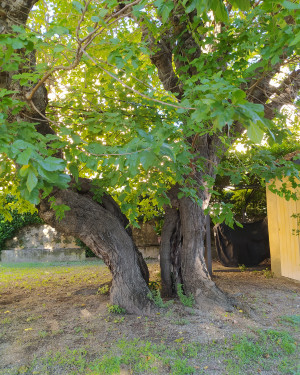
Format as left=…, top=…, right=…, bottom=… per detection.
left=27, top=188, right=40, bottom=205
left=86, top=158, right=98, bottom=171
left=19, top=165, right=30, bottom=177
left=86, top=142, right=106, bottom=155
left=53, top=45, right=65, bottom=53
left=160, top=144, right=176, bottom=162
left=39, top=157, right=65, bottom=172
left=140, top=151, right=157, bottom=170
left=91, top=16, right=100, bottom=22
left=16, top=148, right=33, bottom=165
left=55, top=174, right=71, bottom=189
left=247, top=121, right=265, bottom=144
left=12, top=140, right=33, bottom=150
left=155, top=0, right=174, bottom=23
left=231, top=89, right=246, bottom=104
left=69, top=163, right=79, bottom=182
left=98, top=9, right=109, bottom=18
left=12, top=39, right=24, bottom=49
left=72, top=0, right=83, bottom=12
left=230, top=0, right=250, bottom=11
left=282, top=1, right=300, bottom=10
left=26, top=169, right=38, bottom=192
left=50, top=26, right=70, bottom=36
left=289, top=32, right=300, bottom=47
left=213, top=0, right=229, bottom=22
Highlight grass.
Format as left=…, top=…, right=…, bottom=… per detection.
left=0, top=260, right=105, bottom=292
left=279, top=315, right=300, bottom=329
left=1, top=329, right=298, bottom=375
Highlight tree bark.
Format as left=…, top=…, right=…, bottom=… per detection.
left=159, top=134, right=233, bottom=310
left=39, top=188, right=153, bottom=314
left=160, top=186, right=233, bottom=311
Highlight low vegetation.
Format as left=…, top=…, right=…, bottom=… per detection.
left=0, top=329, right=298, bottom=375
left=0, top=261, right=299, bottom=375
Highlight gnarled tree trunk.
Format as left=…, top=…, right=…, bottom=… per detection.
left=160, top=136, right=233, bottom=311
left=39, top=187, right=153, bottom=314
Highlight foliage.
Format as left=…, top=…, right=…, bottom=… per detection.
left=106, top=304, right=126, bottom=314
left=0, top=199, right=42, bottom=251
left=262, top=268, right=274, bottom=279
left=176, top=284, right=195, bottom=307
left=280, top=315, right=300, bottom=328
left=75, top=238, right=94, bottom=258
left=0, top=0, right=299, bottom=227
left=97, top=285, right=109, bottom=295
left=291, top=213, right=300, bottom=236
left=213, top=141, right=300, bottom=224
left=238, top=264, right=247, bottom=272
left=147, top=289, right=166, bottom=308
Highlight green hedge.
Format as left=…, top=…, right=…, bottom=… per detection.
left=0, top=211, right=42, bottom=251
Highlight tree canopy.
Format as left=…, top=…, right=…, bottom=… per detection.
left=1, top=0, right=299, bottom=223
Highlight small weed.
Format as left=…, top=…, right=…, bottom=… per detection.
left=113, top=317, right=125, bottom=324
left=97, top=284, right=109, bottom=295
left=147, top=289, right=173, bottom=308
left=173, top=318, right=190, bottom=326
left=149, top=280, right=160, bottom=290
left=3, top=328, right=299, bottom=375
left=147, top=289, right=165, bottom=308
left=238, top=264, right=247, bottom=272
left=263, top=268, right=274, bottom=278
left=224, top=329, right=297, bottom=374
left=0, top=317, right=11, bottom=325
left=26, top=315, right=42, bottom=322
left=106, top=304, right=126, bottom=314
left=171, top=358, right=195, bottom=374
left=88, top=355, right=121, bottom=374
left=74, top=327, right=82, bottom=334
left=177, top=284, right=194, bottom=307
left=83, top=330, right=93, bottom=338
left=38, top=330, right=48, bottom=338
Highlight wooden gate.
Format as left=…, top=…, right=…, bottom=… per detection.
left=266, top=178, right=300, bottom=281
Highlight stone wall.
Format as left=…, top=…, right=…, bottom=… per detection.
left=132, top=221, right=160, bottom=258
left=5, top=224, right=80, bottom=250
left=1, top=221, right=160, bottom=262
left=1, top=248, right=86, bottom=263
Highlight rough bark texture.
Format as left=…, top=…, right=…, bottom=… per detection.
left=38, top=189, right=153, bottom=314
left=160, top=205, right=180, bottom=297
left=3, top=0, right=153, bottom=314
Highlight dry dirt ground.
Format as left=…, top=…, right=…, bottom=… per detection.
left=0, top=259, right=299, bottom=375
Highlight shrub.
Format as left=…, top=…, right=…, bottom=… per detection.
left=0, top=205, right=42, bottom=251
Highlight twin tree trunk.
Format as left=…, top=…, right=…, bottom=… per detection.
left=4, top=0, right=232, bottom=314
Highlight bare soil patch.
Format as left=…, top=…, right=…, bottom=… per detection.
left=0, top=260, right=299, bottom=374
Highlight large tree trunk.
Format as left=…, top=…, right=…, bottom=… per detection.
left=160, top=194, right=233, bottom=311
left=39, top=188, right=153, bottom=314
left=160, top=135, right=233, bottom=311
left=3, top=0, right=153, bottom=314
